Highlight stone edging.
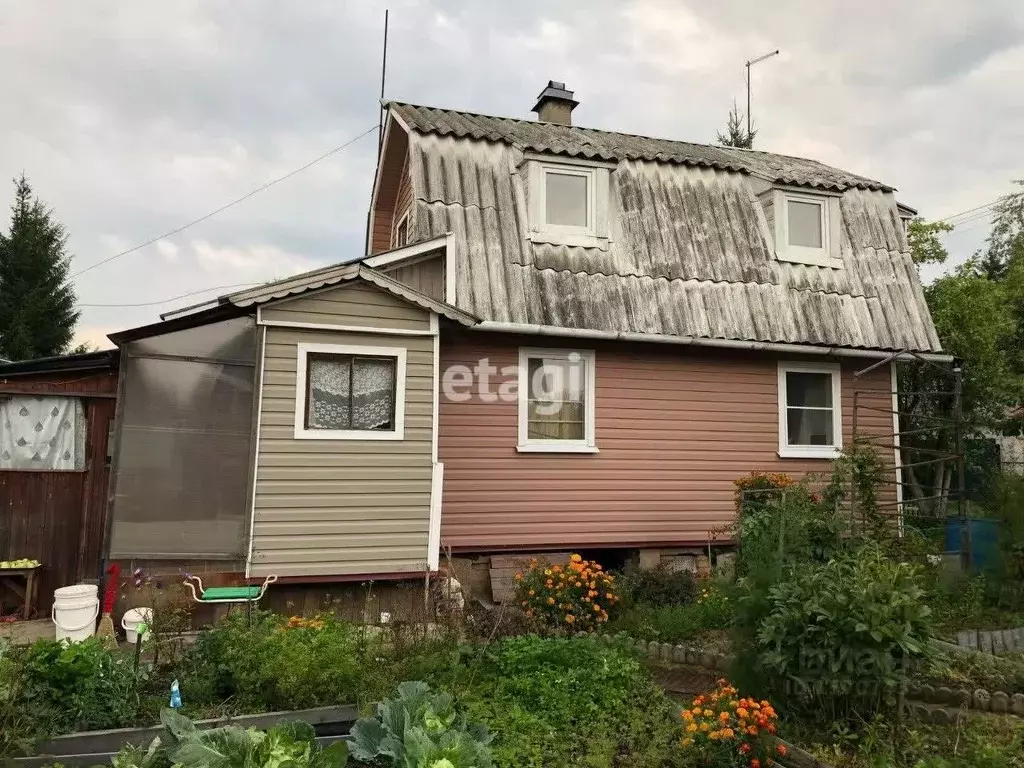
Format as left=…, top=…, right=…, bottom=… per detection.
left=907, top=682, right=1024, bottom=716
left=595, top=632, right=732, bottom=670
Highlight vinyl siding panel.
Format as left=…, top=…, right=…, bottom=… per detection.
left=438, top=331, right=896, bottom=551
left=260, top=283, right=432, bottom=332
left=250, top=284, right=435, bottom=577
left=384, top=255, right=445, bottom=301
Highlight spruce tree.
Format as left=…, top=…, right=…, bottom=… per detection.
left=716, top=100, right=756, bottom=149
left=0, top=175, right=79, bottom=360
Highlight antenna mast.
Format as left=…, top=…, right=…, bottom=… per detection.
left=378, top=9, right=389, bottom=154
left=749, top=50, right=778, bottom=140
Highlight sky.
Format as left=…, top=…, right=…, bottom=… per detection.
left=1, top=1, right=1022, bottom=350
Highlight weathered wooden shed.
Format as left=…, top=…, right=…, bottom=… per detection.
left=0, top=350, right=119, bottom=617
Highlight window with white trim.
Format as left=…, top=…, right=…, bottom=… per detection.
left=768, top=188, right=842, bottom=269
left=527, top=158, right=611, bottom=248
left=294, top=343, right=406, bottom=440
left=517, top=348, right=597, bottom=453
left=393, top=210, right=409, bottom=248
left=777, top=362, right=842, bottom=458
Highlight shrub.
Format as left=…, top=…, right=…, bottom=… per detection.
left=620, top=563, right=699, bottom=607
left=460, top=635, right=685, bottom=767
left=17, top=637, right=146, bottom=733
left=608, top=581, right=734, bottom=643
left=180, top=611, right=362, bottom=712
left=351, top=681, right=493, bottom=768
left=746, top=546, right=933, bottom=721
left=514, top=554, right=620, bottom=632
left=679, top=680, right=785, bottom=768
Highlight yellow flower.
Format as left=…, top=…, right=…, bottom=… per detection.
left=565, top=614, right=576, bottom=623
left=685, top=723, right=698, bottom=733
left=703, top=710, right=713, bottom=718
left=528, top=589, right=535, bottom=596
left=547, top=597, right=555, bottom=605
left=681, top=737, right=694, bottom=747
left=570, top=553, right=582, bottom=563
left=515, top=573, right=523, bottom=581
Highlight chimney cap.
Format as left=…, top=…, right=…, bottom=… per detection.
left=531, top=80, right=579, bottom=116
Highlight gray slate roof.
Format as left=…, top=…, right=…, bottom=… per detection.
left=383, top=101, right=940, bottom=353
left=389, top=102, right=893, bottom=193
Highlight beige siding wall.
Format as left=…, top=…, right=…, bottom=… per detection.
left=250, top=284, right=435, bottom=577
left=384, top=255, right=445, bottom=301
left=260, top=283, right=431, bottom=332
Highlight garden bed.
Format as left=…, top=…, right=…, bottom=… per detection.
left=15, top=706, right=358, bottom=768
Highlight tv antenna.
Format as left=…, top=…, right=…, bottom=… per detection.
left=745, top=48, right=780, bottom=138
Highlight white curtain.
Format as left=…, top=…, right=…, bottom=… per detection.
left=0, top=395, right=86, bottom=470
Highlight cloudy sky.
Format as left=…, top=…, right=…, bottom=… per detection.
left=2, top=1, right=1022, bottom=350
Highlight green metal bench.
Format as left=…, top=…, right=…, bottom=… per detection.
left=183, top=574, right=277, bottom=605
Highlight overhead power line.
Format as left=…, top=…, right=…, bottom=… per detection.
left=937, top=200, right=998, bottom=225
left=71, top=124, right=379, bottom=280
left=76, top=282, right=260, bottom=308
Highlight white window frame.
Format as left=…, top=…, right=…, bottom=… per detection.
left=539, top=165, right=596, bottom=236
left=517, top=347, right=597, bottom=454
left=392, top=209, right=410, bottom=249
left=526, top=156, right=611, bottom=249
left=773, top=188, right=843, bottom=269
left=777, top=361, right=842, bottom=459
left=294, top=342, right=407, bottom=441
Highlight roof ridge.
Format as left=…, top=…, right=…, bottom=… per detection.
left=386, top=100, right=887, bottom=188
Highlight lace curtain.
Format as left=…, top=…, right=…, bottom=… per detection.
left=0, top=395, right=86, bottom=470
left=308, top=355, right=396, bottom=431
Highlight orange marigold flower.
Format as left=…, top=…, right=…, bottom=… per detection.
left=514, top=573, right=523, bottom=581
left=547, top=597, right=555, bottom=605
left=685, top=723, right=697, bottom=733
left=682, top=710, right=694, bottom=721
left=528, top=589, right=536, bottom=596
left=719, top=711, right=730, bottom=722
left=681, top=737, right=694, bottom=747
left=739, top=743, right=751, bottom=754
left=722, top=728, right=734, bottom=739
left=777, top=744, right=788, bottom=757
left=691, top=706, right=702, bottom=715
left=699, top=722, right=709, bottom=732
left=565, top=614, right=576, bottom=623
left=593, top=603, right=601, bottom=612
left=570, top=553, right=582, bottom=563
left=736, top=707, right=749, bottom=719
left=703, top=709, right=714, bottom=718
left=751, top=760, right=761, bottom=768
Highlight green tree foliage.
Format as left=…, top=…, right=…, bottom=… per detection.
left=975, top=180, right=1024, bottom=280
left=0, top=175, right=79, bottom=360
left=716, top=100, right=755, bottom=149
left=907, top=218, right=953, bottom=265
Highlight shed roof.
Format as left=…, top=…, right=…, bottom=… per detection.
left=0, top=349, right=119, bottom=377
left=388, top=101, right=892, bottom=193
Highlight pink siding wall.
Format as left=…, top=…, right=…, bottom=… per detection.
left=438, top=331, right=896, bottom=552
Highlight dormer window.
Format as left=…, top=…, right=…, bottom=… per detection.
left=543, top=168, right=592, bottom=231
left=766, top=187, right=842, bottom=269
left=526, top=156, right=611, bottom=248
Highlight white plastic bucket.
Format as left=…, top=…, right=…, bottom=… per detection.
left=122, top=607, right=153, bottom=644
left=52, top=584, right=99, bottom=643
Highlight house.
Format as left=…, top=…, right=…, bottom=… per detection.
left=103, top=81, right=948, bottom=596
left=0, top=350, right=119, bottom=615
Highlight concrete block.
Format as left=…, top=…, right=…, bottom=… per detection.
left=1010, top=693, right=1024, bottom=716
left=700, top=652, right=717, bottom=669
left=638, top=549, right=662, bottom=569
left=673, top=644, right=687, bottom=664
left=1001, top=629, right=1015, bottom=653
left=685, top=647, right=700, bottom=666
left=936, top=686, right=954, bottom=704
left=1012, top=627, right=1024, bottom=651
left=663, top=555, right=696, bottom=573
left=974, top=690, right=990, bottom=711
left=660, top=642, right=673, bottom=662
left=930, top=707, right=954, bottom=724
left=956, top=630, right=977, bottom=650
left=991, top=691, right=1009, bottom=714
left=920, top=684, right=936, bottom=702
left=910, top=703, right=930, bottom=720
left=714, top=552, right=737, bottom=579
left=979, top=631, right=994, bottom=655
left=636, top=639, right=648, bottom=656
left=992, top=631, right=1006, bottom=655
left=955, top=688, right=972, bottom=708
left=647, top=640, right=660, bottom=660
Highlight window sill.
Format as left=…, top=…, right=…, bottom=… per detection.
left=527, top=230, right=611, bottom=251
left=294, top=429, right=405, bottom=441
left=517, top=443, right=600, bottom=454
left=775, top=250, right=843, bottom=269
left=777, top=446, right=842, bottom=460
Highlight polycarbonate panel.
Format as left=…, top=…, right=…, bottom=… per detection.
left=128, top=316, right=256, bottom=362
left=108, top=320, right=257, bottom=558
